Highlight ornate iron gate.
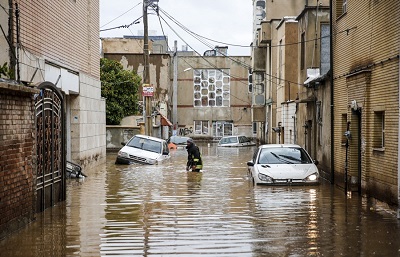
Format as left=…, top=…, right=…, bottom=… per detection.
left=35, top=82, right=65, bottom=213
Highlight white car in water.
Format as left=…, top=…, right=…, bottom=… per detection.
left=115, top=134, right=170, bottom=165
left=217, top=135, right=256, bottom=147
left=247, top=144, right=320, bottom=185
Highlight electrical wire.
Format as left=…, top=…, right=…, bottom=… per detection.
left=100, top=16, right=142, bottom=32
left=0, top=3, right=9, bottom=15
left=155, top=6, right=299, bottom=93
left=100, top=2, right=141, bottom=28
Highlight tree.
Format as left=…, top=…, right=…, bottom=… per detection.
left=100, top=58, right=141, bottom=125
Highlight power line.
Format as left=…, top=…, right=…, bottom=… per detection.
left=100, top=16, right=142, bottom=32
left=100, top=2, right=142, bottom=29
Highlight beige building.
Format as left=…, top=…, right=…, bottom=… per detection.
left=253, top=1, right=330, bottom=153
left=332, top=0, right=400, bottom=208
left=295, top=6, right=332, bottom=178
left=102, top=37, right=252, bottom=141
left=175, top=55, right=252, bottom=140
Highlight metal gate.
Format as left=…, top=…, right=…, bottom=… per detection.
left=35, top=82, right=65, bottom=213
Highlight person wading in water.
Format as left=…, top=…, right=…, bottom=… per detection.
left=186, top=138, right=203, bottom=172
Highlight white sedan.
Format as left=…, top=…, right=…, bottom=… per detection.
left=115, top=134, right=170, bottom=165
left=218, top=135, right=256, bottom=147
left=247, top=144, right=320, bottom=185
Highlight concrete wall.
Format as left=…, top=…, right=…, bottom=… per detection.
left=106, top=126, right=141, bottom=151
left=0, top=0, right=8, bottom=69
left=70, top=73, right=106, bottom=169
left=0, top=83, right=39, bottom=240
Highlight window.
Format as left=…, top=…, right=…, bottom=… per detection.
left=253, top=72, right=265, bottom=94
left=194, top=120, right=209, bottom=135
left=252, top=122, right=257, bottom=135
left=213, top=121, right=233, bottom=137
left=374, top=111, right=385, bottom=149
left=316, top=101, right=322, bottom=146
left=248, top=69, right=253, bottom=93
left=341, top=114, right=347, bottom=145
left=193, top=69, right=230, bottom=107
left=320, top=24, right=330, bottom=75
left=342, top=0, right=348, bottom=14
left=336, top=0, right=347, bottom=18
left=279, top=40, right=283, bottom=83
left=301, top=32, right=305, bottom=70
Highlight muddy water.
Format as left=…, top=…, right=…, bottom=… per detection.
left=1, top=143, right=400, bottom=256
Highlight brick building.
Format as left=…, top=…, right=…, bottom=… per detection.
left=332, top=0, right=400, bottom=206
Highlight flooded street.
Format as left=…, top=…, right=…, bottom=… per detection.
left=1, top=143, right=400, bottom=256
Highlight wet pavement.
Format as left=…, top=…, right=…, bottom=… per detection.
left=1, top=143, right=400, bottom=256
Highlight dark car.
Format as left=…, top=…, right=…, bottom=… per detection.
left=167, top=136, right=192, bottom=149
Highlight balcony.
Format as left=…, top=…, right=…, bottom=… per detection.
left=259, top=21, right=271, bottom=46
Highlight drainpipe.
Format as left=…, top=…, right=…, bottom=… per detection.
left=330, top=0, right=335, bottom=184
left=397, top=49, right=400, bottom=219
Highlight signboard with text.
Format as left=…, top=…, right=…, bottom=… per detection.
left=142, top=85, right=154, bottom=96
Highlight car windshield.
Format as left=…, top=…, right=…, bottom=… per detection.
left=220, top=137, right=238, bottom=144
left=127, top=137, right=162, bottom=154
left=258, top=147, right=312, bottom=164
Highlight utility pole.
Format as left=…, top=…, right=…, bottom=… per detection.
left=143, top=0, right=152, bottom=136
left=172, top=40, right=178, bottom=134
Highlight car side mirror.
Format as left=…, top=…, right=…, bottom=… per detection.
left=247, top=161, right=254, bottom=167
left=121, top=142, right=126, bottom=146
left=314, top=160, right=319, bottom=165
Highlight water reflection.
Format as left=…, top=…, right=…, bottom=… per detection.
left=0, top=144, right=400, bottom=256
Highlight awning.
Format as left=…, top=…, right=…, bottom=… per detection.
left=295, top=95, right=316, bottom=103
left=159, top=112, right=172, bottom=126
left=303, top=75, right=317, bottom=85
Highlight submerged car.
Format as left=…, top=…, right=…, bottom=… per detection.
left=167, top=135, right=192, bottom=149
left=115, top=134, right=170, bottom=165
left=218, top=135, right=256, bottom=147
left=247, top=144, right=319, bottom=185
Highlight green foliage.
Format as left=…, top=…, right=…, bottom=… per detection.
left=0, top=62, right=13, bottom=79
left=100, top=58, right=141, bottom=125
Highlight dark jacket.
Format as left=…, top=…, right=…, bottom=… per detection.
left=186, top=143, right=203, bottom=170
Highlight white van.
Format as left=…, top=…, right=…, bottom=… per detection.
left=115, top=134, right=170, bottom=165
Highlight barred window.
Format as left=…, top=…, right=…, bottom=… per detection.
left=193, top=69, right=230, bottom=107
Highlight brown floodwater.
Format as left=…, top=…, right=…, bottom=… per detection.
left=1, top=143, right=400, bottom=256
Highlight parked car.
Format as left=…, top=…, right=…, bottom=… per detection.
left=247, top=144, right=319, bottom=185
left=167, top=135, right=192, bottom=149
left=218, top=135, right=256, bottom=147
left=115, top=134, right=170, bottom=165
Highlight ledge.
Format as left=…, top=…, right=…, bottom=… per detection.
left=0, top=80, right=39, bottom=95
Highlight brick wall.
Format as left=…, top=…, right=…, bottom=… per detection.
left=332, top=0, right=400, bottom=204
left=0, top=83, right=39, bottom=239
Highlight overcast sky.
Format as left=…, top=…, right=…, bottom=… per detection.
left=99, top=0, right=253, bottom=56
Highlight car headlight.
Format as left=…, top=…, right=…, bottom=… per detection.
left=147, top=159, right=157, bottom=165
left=258, top=173, right=273, bottom=183
left=305, top=173, right=319, bottom=182
left=118, top=151, right=129, bottom=158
